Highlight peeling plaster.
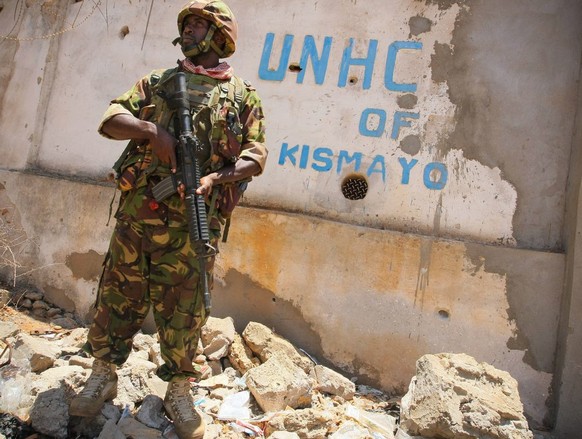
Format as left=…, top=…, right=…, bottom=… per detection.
left=409, top=15, right=433, bottom=37
left=464, top=245, right=562, bottom=374
left=65, top=250, right=104, bottom=282
left=429, top=1, right=576, bottom=249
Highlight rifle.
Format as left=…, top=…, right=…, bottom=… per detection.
left=157, top=72, right=214, bottom=314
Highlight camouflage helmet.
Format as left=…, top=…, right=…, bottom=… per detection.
left=173, top=0, right=238, bottom=58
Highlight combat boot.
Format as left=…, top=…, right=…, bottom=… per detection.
left=69, top=358, right=118, bottom=417
left=164, top=376, right=206, bottom=439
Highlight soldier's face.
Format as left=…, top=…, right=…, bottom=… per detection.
left=182, top=15, right=210, bottom=46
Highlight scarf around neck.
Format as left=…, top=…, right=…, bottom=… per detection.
left=179, top=58, right=233, bottom=80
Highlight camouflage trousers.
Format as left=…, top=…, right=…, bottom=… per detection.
left=83, top=219, right=217, bottom=382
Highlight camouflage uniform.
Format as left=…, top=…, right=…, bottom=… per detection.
left=83, top=66, right=267, bottom=382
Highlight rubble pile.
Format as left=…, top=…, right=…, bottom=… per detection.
left=0, top=290, right=536, bottom=439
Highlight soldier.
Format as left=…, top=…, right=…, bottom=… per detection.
left=69, top=2, right=267, bottom=438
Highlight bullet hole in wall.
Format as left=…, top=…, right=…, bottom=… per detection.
left=288, top=63, right=302, bottom=72
left=341, top=174, right=368, bottom=200
left=438, top=309, right=450, bottom=319
left=119, top=26, right=130, bottom=39
left=348, top=76, right=358, bottom=85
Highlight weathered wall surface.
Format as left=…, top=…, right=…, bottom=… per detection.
left=0, top=0, right=581, bottom=435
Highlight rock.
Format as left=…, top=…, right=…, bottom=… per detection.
left=149, top=343, right=163, bottom=366
left=36, top=365, right=87, bottom=394
left=242, top=322, right=314, bottom=373
left=330, top=421, right=373, bottom=438
left=118, top=416, right=164, bottom=438
left=12, top=332, right=60, bottom=373
left=135, top=395, right=170, bottom=430
left=266, top=407, right=337, bottom=438
left=246, top=354, right=313, bottom=412
left=97, top=419, right=126, bottom=439
left=58, top=327, right=89, bottom=349
left=114, top=357, right=161, bottom=410
left=19, top=298, right=32, bottom=308
left=50, top=317, right=78, bottom=329
left=314, top=364, right=356, bottom=400
left=269, top=432, right=302, bottom=439
left=0, top=289, right=10, bottom=307
left=31, top=308, right=47, bottom=318
left=46, top=307, right=62, bottom=318
left=133, top=332, right=157, bottom=352
left=32, top=299, right=49, bottom=310
left=29, top=386, right=69, bottom=439
left=24, top=291, right=44, bottom=301
left=102, top=402, right=122, bottom=422
left=208, top=359, right=223, bottom=376
left=0, top=321, right=19, bottom=339
left=201, top=316, right=236, bottom=360
left=228, top=332, right=259, bottom=375
left=399, top=353, right=533, bottom=439
left=68, top=354, right=93, bottom=369
left=344, top=404, right=397, bottom=438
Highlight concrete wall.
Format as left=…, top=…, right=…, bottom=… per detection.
left=0, top=0, right=581, bottom=435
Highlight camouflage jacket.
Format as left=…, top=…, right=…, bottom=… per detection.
left=99, top=66, right=267, bottom=231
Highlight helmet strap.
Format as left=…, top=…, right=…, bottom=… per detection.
left=174, top=24, right=218, bottom=59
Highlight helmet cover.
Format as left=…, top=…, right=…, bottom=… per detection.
left=174, top=0, right=238, bottom=58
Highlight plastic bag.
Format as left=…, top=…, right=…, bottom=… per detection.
left=217, top=390, right=251, bottom=420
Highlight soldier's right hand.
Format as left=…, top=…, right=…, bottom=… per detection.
left=149, top=124, right=178, bottom=172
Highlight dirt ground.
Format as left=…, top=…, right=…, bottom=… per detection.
left=0, top=304, right=58, bottom=335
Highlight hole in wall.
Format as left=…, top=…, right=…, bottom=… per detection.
left=341, top=174, right=368, bottom=200
left=438, top=309, right=450, bottom=319
left=288, top=63, right=302, bottom=72
left=348, top=76, right=358, bottom=85
left=119, top=25, right=130, bottom=39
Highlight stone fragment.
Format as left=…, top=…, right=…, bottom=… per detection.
left=242, top=322, right=314, bottom=372
left=12, top=332, right=60, bottom=373
left=269, top=432, right=301, bottom=439
left=46, top=307, right=61, bottom=318
left=0, top=289, right=10, bottom=307
left=118, top=417, right=164, bottom=438
left=330, top=421, right=372, bottom=438
left=19, top=298, right=32, bottom=308
left=29, top=386, right=69, bottom=439
left=265, top=407, right=336, bottom=438
left=32, top=308, right=47, bottom=318
left=32, top=300, right=49, bottom=310
left=50, top=317, right=78, bottom=329
left=246, top=355, right=313, bottom=412
left=149, top=343, right=163, bottom=366
left=201, top=316, right=236, bottom=360
left=0, top=321, right=19, bottom=339
left=68, top=355, right=93, bottom=369
left=133, top=332, right=157, bottom=352
left=228, top=332, right=259, bottom=375
left=58, top=327, right=89, bottom=349
left=399, top=353, right=533, bottom=439
left=314, top=365, right=355, bottom=400
left=135, top=395, right=170, bottom=430
left=97, top=419, right=126, bottom=439
left=24, top=291, right=44, bottom=301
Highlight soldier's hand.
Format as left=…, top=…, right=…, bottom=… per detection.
left=150, top=125, right=178, bottom=171
left=196, top=175, right=216, bottom=200
left=177, top=182, right=186, bottom=200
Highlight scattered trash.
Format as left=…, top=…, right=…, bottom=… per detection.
left=345, top=404, right=396, bottom=438
left=217, top=390, right=251, bottom=420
